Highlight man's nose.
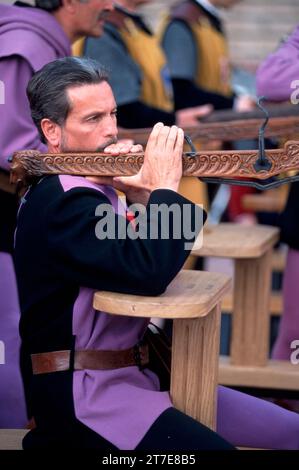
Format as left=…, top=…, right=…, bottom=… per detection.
left=104, top=115, right=118, bottom=138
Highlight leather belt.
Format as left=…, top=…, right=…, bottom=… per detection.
left=31, top=344, right=149, bottom=375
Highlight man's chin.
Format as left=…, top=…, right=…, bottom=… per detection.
left=61, top=149, right=97, bottom=154
left=60, top=146, right=112, bottom=153
left=61, top=139, right=116, bottom=154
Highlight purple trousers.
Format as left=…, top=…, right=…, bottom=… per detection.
left=217, top=385, right=299, bottom=449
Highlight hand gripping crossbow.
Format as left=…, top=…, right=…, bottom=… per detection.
left=10, top=98, right=299, bottom=191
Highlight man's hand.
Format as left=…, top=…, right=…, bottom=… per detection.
left=86, top=141, right=143, bottom=187
left=113, top=123, right=184, bottom=205
left=235, top=95, right=256, bottom=112
left=87, top=124, right=184, bottom=205
left=175, top=104, right=213, bottom=127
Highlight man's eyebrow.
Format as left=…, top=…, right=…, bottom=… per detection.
left=82, top=108, right=117, bottom=120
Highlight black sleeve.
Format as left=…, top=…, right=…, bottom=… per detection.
left=116, top=101, right=175, bottom=128
left=46, top=188, right=206, bottom=296
left=172, top=78, right=234, bottom=111
left=279, top=182, right=299, bottom=250
left=0, top=189, right=18, bottom=253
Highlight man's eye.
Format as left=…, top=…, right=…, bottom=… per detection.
left=88, top=115, right=100, bottom=122
left=112, top=110, right=117, bottom=117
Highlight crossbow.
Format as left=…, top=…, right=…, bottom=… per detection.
left=10, top=99, right=299, bottom=191
left=119, top=102, right=299, bottom=145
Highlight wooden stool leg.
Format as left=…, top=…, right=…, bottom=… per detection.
left=170, top=304, right=221, bottom=430
left=231, top=249, right=272, bottom=367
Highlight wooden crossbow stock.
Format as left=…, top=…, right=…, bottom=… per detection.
left=10, top=101, right=299, bottom=191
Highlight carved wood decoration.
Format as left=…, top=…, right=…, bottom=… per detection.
left=10, top=140, right=299, bottom=188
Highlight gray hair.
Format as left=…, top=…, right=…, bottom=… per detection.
left=35, top=0, right=62, bottom=11
left=35, top=1, right=89, bottom=12
left=27, top=56, right=109, bottom=143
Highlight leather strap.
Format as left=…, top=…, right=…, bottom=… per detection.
left=31, top=344, right=149, bottom=375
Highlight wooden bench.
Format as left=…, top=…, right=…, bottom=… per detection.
left=241, top=188, right=287, bottom=320
left=193, top=223, right=279, bottom=365
left=215, top=246, right=286, bottom=317
left=192, top=223, right=299, bottom=391
left=94, top=270, right=231, bottom=430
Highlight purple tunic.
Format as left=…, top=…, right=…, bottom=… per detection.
left=59, top=176, right=172, bottom=449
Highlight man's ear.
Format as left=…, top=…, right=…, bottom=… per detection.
left=41, top=119, right=62, bottom=149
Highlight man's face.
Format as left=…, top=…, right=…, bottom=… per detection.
left=60, top=81, right=118, bottom=152
left=74, top=0, right=114, bottom=37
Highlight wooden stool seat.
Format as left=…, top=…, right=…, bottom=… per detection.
left=94, top=270, right=230, bottom=319
left=94, top=270, right=231, bottom=430
left=191, top=223, right=291, bottom=390
left=193, top=223, right=279, bottom=258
